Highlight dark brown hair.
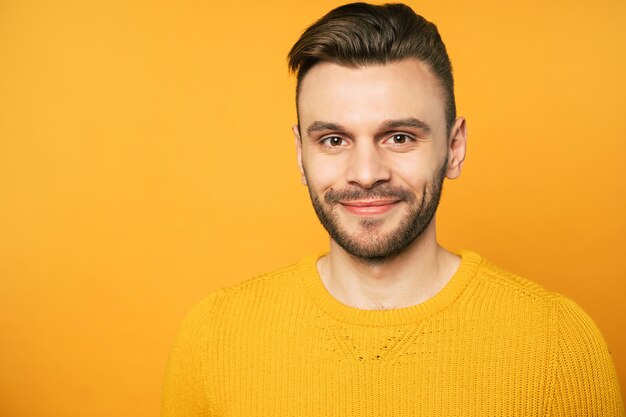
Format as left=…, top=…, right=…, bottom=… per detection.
left=287, top=2, right=456, bottom=134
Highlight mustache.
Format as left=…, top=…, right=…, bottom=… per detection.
left=324, top=185, right=414, bottom=205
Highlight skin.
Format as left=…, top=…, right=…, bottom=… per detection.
left=292, top=58, right=468, bottom=310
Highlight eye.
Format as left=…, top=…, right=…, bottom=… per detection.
left=321, top=136, right=346, bottom=147
left=384, top=134, right=412, bottom=144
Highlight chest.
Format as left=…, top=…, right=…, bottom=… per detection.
left=208, top=312, right=552, bottom=416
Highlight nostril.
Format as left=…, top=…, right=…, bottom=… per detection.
left=346, top=157, right=391, bottom=188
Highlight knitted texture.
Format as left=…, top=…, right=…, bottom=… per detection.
left=162, top=251, right=624, bottom=416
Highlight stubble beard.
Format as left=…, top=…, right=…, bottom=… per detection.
left=305, top=159, right=447, bottom=266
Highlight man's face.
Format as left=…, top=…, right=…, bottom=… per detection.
left=294, top=59, right=465, bottom=264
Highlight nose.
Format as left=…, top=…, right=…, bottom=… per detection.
left=345, top=141, right=391, bottom=189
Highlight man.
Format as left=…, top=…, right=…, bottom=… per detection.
left=162, top=3, right=624, bottom=416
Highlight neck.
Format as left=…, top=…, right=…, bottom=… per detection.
left=316, top=220, right=460, bottom=310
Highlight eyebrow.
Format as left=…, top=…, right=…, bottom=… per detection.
left=305, top=118, right=431, bottom=137
left=382, top=118, right=431, bottom=134
left=306, top=121, right=345, bottom=136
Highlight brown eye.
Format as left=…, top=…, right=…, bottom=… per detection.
left=392, top=134, right=407, bottom=144
left=323, top=136, right=345, bottom=147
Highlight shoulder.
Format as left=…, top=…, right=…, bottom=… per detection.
left=544, top=292, right=623, bottom=414
left=468, top=254, right=623, bottom=411
left=223, top=261, right=303, bottom=295
left=464, top=253, right=594, bottom=325
left=470, top=254, right=607, bottom=334
left=471, top=254, right=557, bottom=304
left=180, top=260, right=305, bottom=327
left=469, top=254, right=612, bottom=327
left=460, top=253, right=612, bottom=346
left=549, top=293, right=615, bottom=364
left=469, top=253, right=619, bottom=387
left=162, top=263, right=306, bottom=416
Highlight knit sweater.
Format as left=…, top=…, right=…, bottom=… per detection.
left=162, top=251, right=624, bottom=416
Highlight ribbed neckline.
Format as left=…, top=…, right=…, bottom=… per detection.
left=297, top=250, right=482, bottom=326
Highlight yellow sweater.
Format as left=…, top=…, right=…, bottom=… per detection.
left=162, top=251, right=624, bottom=416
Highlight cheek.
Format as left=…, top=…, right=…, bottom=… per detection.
left=303, top=154, right=345, bottom=190
left=393, top=155, right=440, bottom=189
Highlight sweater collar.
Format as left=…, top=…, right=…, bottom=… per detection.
left=297, top=250, right=482, bottom=326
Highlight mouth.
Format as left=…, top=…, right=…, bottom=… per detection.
left=339, top=199, right=401, bottom=216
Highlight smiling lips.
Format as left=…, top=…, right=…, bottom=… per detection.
left=340, top=199, right=400, bottom=216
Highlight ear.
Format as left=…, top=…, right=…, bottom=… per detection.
left=292, top=124, right=307, bottom=185
left=445, top=117, right=467, bottom=180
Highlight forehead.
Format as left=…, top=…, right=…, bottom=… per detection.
left=298, top=59, right=446, bottom=135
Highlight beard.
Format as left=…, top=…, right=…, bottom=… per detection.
left=305, top=158, right=447, bottom=265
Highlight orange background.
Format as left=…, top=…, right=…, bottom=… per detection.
left=0, top=1, right=624, bottom=416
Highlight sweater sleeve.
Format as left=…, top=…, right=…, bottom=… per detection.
left=547, top=295, right=625, bottom=416
left=161, top=292, right=223, bottom=417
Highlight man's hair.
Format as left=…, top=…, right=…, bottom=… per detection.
left=287, top=2, right=456, bottom=134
